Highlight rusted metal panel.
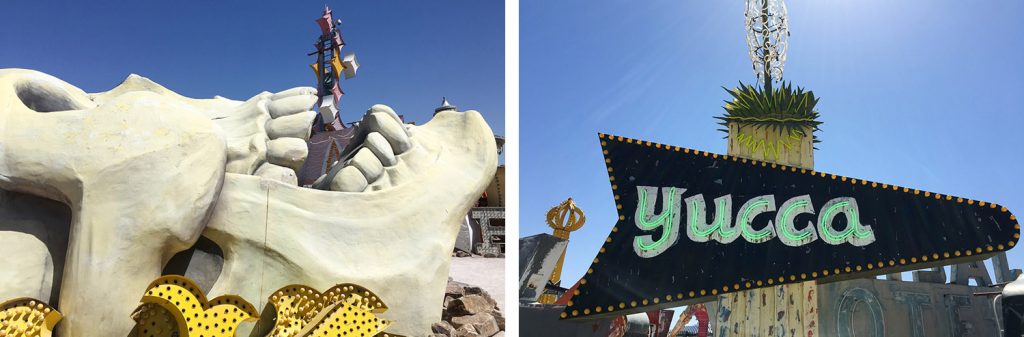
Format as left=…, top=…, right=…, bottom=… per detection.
left=519, top=234, right=568, bottom=302
left=711, top=273, right=1003, bottom=337
left=759, top=288, right=775, bottom=337
left=801, top=281, right=818, bottom=337
left=817, top=278, right=999, bottom=337
left=734, top=288, right=748, bottom=336
left=745, top=288, right=760, bottom=337
left=785, top=283, right=802, bottom=337
left=715, top=294, right=734, bottom=337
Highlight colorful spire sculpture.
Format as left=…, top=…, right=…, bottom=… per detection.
left=310, top=5, right=359, bottom=132
left=545, top=198, right=586, bottom=286
left=537, top=198, right=586, bottom=304
left=744, top=0, right=789, bottom=87
left=434, top=97, right=457, bottom=115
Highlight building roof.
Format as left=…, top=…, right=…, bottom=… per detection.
left=297, top=127, right=357, bottom=186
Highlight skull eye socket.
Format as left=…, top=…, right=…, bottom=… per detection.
left=15, top=78, right=88, bottom=113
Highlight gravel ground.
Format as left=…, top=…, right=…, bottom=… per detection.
left=449, top=256, right=506, bottom=311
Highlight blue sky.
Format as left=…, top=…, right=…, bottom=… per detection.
left=521, top=0, right=1024, bottom=306
left=0, top=1, right=504, bottom=135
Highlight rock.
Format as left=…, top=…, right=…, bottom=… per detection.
left=477, top=320, right=500, bottom=337
left=451, top=312, right=486, bottom=328
left=453, top=325, right=479, bottom=337
left=449, top=295, right=494, bottom=316
left=452, top=313, right=499, bottom=337
left=441, top=279, right=504, bottom=336
left=463, top=286, right=497, bottom=308
left=432, top=321, right=456, bottom=336
left=446, top=281, right=467, bottom=298
left=492, top=310, right=505, bottom=330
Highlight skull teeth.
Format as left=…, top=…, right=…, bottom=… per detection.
left=331, top=166, right=367, bottom=192
left=364, top=132, right=397, bottom=166
left=268, top=95, right=318, bottom=119
left=320, top=105, right=417, bottom=193
left=269, top=87, right=317, bottom=101
left=362, top=112, right=412, bottom=155
left=266, top=111, right=317, bottom=141
left=348, top=148, right=384, bottom=183
left=222, top=87, right=318, bottom=182
left=266, top=138, right=310, bottom=172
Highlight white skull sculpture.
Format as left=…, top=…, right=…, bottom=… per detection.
left=0, top=68, right=497, bottom=337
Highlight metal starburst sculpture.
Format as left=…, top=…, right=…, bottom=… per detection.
left=744, top=0, right=789, bottom=86
left=718, top=0, right=821, bottom=149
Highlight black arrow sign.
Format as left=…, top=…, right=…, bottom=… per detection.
left=563, top=133, right=1019, bottom=320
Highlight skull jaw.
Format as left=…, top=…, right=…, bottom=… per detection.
left=204, top=174, right=469, bottom=336
left=201, top=110, right=497, bottom=336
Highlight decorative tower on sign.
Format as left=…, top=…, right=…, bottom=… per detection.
left=716, top=0, right=820, bottom=166
left=310, top=5, right=359, bottom=132
left=434, top=97, right=457, bottom=115
left=715, top=2, right=820, bottom=336
left=537, top=198, right=586, bottom=304
left=743, top=0, right=788, bottom=88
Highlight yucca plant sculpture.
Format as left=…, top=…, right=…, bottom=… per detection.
left=719, top=0, right=822, bottom=146
left=716, top=81, right=821, bottom=142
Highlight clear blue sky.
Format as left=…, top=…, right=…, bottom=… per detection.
left=522, top=0, right=1024, bottom=302
left=0, top=1, right=504, bottom=135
